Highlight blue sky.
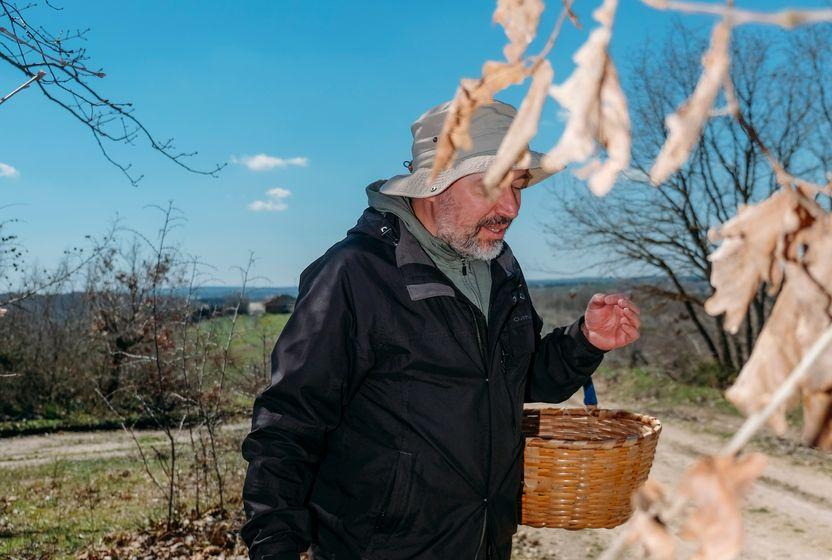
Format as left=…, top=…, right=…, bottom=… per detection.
left=1, top=0, right=825, bottom=287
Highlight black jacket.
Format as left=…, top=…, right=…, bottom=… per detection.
left=241, top=207, right=604, bottom=560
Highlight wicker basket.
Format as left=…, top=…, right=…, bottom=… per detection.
left=519, top=407, right=661, bottom=530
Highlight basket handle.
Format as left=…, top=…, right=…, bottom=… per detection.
left=582, top=378, right=598, bottom=408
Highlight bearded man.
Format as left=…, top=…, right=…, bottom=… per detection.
left=241, top=100, right=641, bottom=560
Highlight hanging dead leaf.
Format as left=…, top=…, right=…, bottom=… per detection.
left=585, top=57, right=630, bottom=195
left=542, top=0, right=631, bottom=196
left=431, top=61, right=527, bottom=181
left=704, top=188, right=809, bottom=333
left=483, top=59, right=553, bottom=196
left=678, top=453, right=767, bottom=560
left=628, top=512, right=677, bottom=560
left=493, top=0, right=545, bottom=63
left=649, top=20, right=731, bottom=185
left=626, top=479, right=676, bottom=560
left=724, top=216, right=832, bottom=448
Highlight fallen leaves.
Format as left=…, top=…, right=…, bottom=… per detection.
left=649, top=20, right=731, bottom=185
left=542, top=0, right=631, bottom=196
left=77, top=509, right=250, bottom=560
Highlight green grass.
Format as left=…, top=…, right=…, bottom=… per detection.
left=0, top=456, right=167, bottom=559
left=0, top=433, right=248, bottom=559
left=195, top=312, right=290, bottom=383
left=597, top=366, right=740, bottom=415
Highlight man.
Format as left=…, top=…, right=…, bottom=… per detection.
left=241, top=101, right=641, bottom=560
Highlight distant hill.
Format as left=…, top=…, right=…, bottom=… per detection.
left=186, top=286, right=299, bottom=302
left=526, top=275, right=707, bottom=288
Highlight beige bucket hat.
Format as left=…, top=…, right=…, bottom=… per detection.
left=380, top=100, right=554, bottom=198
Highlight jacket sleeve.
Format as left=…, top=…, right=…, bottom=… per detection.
left=240, top=253, right=356, bottom=560
left=525, top=307, right=606, bottom=403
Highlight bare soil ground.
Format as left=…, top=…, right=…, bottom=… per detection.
left=1, top=409, right=829, bottom=559
left=0, top=421, right=249, bottom=470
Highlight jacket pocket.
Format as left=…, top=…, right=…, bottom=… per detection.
left=365, top=450, right=415, bottom=554
left=500, top=347, right=517, bottom=432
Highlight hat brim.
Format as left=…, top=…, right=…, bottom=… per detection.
left=379, top=151, right=556, bottom=199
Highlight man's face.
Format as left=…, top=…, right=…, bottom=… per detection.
left=433, top=169, right=529, bottom=260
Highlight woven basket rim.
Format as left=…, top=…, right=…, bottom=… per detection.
left=522, top=407, right=662, bottom=450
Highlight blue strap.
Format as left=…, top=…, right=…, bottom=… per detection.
left=582, top=379, right=598, bottom=407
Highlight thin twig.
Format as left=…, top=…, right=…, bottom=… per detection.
left=641, top=0, right=832, bottom=28
left=0, top=69, right=44, bottom=105
left=722, top=77, right=832, bottom=196
left=93, top=387, right=163, bottom=492
left=529, top=0, right=574, bottom=70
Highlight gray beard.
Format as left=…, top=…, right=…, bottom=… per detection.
left=433, top=191, right=506, bottom=261
left=436, top=221, right=504, bottom=261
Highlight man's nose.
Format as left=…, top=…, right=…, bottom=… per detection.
left=494, top=185, right=520, bottom=219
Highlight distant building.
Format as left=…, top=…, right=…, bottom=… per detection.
left=264, top=294, right=296, bottom=314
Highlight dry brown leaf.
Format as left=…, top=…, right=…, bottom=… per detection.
left=649, top=20, right=731, bottom=185
left=626, top=479, right=676, bottom=560
left=431, top=61, right=527, bottom=181
left=493, top=0, right=545, bottom=63
left=583, top=57, right=630, bottom=195
left=542, top=0, right=631, bottom=196
left=678, top=453, right=767, bottom=560
left=803, top=389, right=832, bottom=449
left=704, top=188, right=807, bottom=333
left=628, top=512, right=677, bottom=560
left=431, top=0, right=545, bottom=181
left=724, top=215, right=832, bottom=447
left=483, top=59, right=553, bottom=196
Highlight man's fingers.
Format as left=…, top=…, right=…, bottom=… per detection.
left=588, top=293, right=606, bottom=309
left=607, top=293, right=640, bottom=314
left=603, top=293, right=628, bottom=306
left=619, top=323, right=640, bottom=341
left=620, top=299, right=641, bottom=314
left=622, top=307, right=641, bottom=329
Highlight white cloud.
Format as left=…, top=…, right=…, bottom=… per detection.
left=0, top=163, right=20, bottom=179
left=248, top=187, right=291, bottom=212
left=232, top=154, right=308, bottom=171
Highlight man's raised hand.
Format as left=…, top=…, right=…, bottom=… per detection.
left=581, top=293, right=641, bottom=351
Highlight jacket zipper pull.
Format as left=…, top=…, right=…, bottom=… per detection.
left=462, top=260, right=468, bottom=276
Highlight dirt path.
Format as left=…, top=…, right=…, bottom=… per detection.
left=1, top=411, right=830, bottom=559
left=0, top=421, right=250, bottom=469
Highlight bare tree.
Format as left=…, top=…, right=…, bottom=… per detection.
left=0, top=0, right=225, bottom=185
left=548, top=23, right=828, bottom=381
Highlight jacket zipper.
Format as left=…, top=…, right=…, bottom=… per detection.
left=474, top=505, right=488, bottom=560
left=466, top=302, right=490, bottom=559
left=500, top=348, right=516, bottom=431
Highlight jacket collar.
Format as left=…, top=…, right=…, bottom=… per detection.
left=349, top=206, right=522, bottom=305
